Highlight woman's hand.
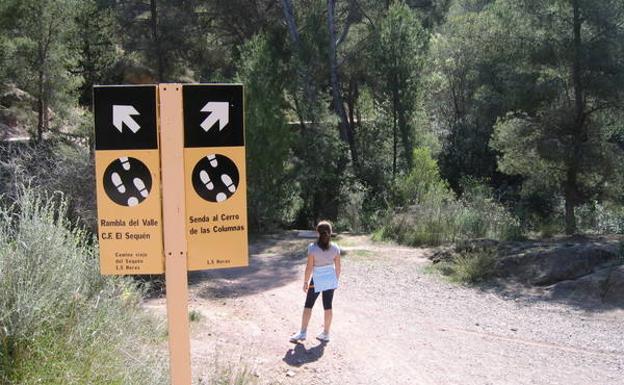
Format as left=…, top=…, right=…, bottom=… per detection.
left=303, top=282, right=309, bottom=293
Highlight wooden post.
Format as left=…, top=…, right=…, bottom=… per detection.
left=159, top=83, right=192, bottom=384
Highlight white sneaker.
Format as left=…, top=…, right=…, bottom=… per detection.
left=289, top=331, right=306, bottom=342
left=316, top=331, right=330, bottom=342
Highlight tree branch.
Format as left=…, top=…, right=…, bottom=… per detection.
left=336, top=0, right=356, bottom=47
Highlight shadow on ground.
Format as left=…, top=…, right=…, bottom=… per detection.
left=282, top=341, right=327, bottom=367
left=188, top=232, right=311, bottom=299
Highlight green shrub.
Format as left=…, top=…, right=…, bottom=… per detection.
left=200, top=356, right=257, bottom=385
left=435, top=248, right=498, bottom=284
left=0, top=140, right=97, bottom=232
left=394, top=147, right=453, bottom=206
left=450, top=250, right=496, bottom=284
left=577, top=202, right=624, bottom=235
left=377, top=176, right=522, bottom=247
left=189, top=309, right=203, bottom=323
left=378, top=152, right=522, bottom=247
left=335, top=179, right=368, bottom=233
left=0, top=187, right=167, bottom=385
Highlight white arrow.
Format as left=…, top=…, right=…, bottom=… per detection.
left=200, top=102, right=229, bottom=132
left=112, top=105, right=141, bottom=133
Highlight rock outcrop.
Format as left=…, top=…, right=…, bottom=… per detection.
left=494, top=241, right=619, bottom=286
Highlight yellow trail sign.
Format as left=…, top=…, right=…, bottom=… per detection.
left=94, top=85, right=164, bottom=275
left=94, top=83, right=248, bottom=385
left=182, top=84, right=248, bottom=271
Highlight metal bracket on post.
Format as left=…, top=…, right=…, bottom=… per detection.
left=159, top=84, right=192, bottom=385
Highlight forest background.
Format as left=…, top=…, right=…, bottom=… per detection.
left=1, top=1, right=624, bottom=383
left=1, top=0, right=624, bottom=240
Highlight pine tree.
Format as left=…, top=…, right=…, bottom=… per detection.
left=491, top=0, right=624, bottom=233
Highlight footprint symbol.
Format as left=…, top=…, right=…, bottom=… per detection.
left=119, top=157, right=131, bottom=171
left=199, top=170, right=214, bottom=190
left=207, top=154, right=218, bottom=168
left=127, top=196, right=139, bottom=206
left=111, top=172, right=126, bottom=193
left=133, top=177, right=149, bottom=198
left=221, top=174, right=236, bottom=193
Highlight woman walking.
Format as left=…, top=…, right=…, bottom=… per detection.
left=290, top=220, right=341, bottom=343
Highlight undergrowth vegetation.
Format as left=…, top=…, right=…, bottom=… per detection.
left=375, top=149, right=523, bottom=247
left=0, top=187, right=167, bottom=385
left=432, top=248, right=499, bottom=284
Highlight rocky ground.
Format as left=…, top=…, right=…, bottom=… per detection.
left=144, top=232, right=624, bottom=385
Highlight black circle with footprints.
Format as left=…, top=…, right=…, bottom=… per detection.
left=191, top=154, right=239, bottom=202
left=103, top=157, right=152, bottom=207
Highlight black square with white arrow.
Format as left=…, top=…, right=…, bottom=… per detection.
left=183, top=84, right=244, bottom=148
left=93, top=85, right=158, bottom=151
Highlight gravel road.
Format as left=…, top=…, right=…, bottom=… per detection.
left=145, top=233, right=624, bottom=385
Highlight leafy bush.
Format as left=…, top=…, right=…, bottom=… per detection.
left=335, top=178, right=369, bottom=233
left=376, top=153, right=522, bottom=246
left=394, top=147, right=453, bottom=207
left=576, top=201, right=624, bottom=235
left=0, top=140, right=97, bottom=232
left=376, top=197, right=521, bottom=247
left=0, top=187, right=167, bottom=385
left=458, top=178, right=524, bottom=241
left=434, top=248, right=498, bottom=284
left=291, top=122, right=347, bottom=229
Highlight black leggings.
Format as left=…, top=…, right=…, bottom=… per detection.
left=304, top=278, right=334, bottom=310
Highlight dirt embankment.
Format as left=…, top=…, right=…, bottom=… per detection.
left=431, top=236, right=624, bottom=307
left=145, top=233, right=624, bottom=385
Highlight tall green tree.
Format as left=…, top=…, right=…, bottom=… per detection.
left=3, top=0, right=81, bottom=141
left=425, top=0, right=548, bottom=194
left=114, top=0, right=201, bottom=82
left=370, top=2, right=427, bottom=176
left=405, top=0, right=453, bottom=28
left=491, top=0, right=624, bottom=233
left=74, top=0, right=120, bottom=108
left=280, top=0, right=349, bottom=226
left=0, top=3, right=17, bottom=88
left=237, top=33, right=297, bottom=230
left=281, top=0, right=326, bottom=126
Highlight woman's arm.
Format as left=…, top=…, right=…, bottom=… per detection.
left=303, top=255, right=314, bottom=292
left=334, top=253, right=341, bottom=280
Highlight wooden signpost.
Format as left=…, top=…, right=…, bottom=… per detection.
left=93, top=83, right=247, bottom=385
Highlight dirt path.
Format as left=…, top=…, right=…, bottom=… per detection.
left=145, top=233, right=624, bottom=385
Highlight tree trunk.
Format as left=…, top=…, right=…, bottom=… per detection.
left=397, top=100, right=412, bottom=170
left=346, top=79, right=358, bottom=166
left=281, top=0, right=302, bottom=55
left=327, top=0, right=350, bottom=144
left=37, top=68, right=44, bottom=142
left=392, top=89, right=398, bottom=178
left=565, top=0, right=584, bottom=235
left=36, top=29, right=47, bottom=143
left=572, top=0, right=584, bottom=125
left=43, top=93, right=49, bottom=132
left=281, top=0, right=316, bottom=123
left=392, top=73, right=399, bottom=178
left=564, top=191, right=577, bottom=235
